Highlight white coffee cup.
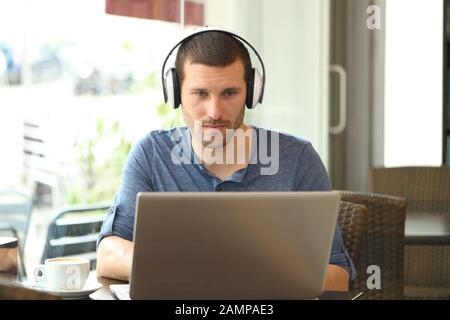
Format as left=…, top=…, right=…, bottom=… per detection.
left=33, top=257, right=90, bottom=290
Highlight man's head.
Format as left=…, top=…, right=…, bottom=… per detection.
left=175, top=32, right=252, bottom=148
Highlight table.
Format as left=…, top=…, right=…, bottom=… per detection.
left=1, top=271, right=351, bottom=300
left=90, top=275, right=351, bottom=300
left=0, top=272, right=59, bottom=299
left=405, top=213, right=450, bottom=245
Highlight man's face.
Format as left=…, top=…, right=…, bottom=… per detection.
left=180, top=58, right=247, bottom=148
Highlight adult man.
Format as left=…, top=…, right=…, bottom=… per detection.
left=97, top=30, right=355, bottom=291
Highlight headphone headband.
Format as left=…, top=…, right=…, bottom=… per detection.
left=161, top=28, right=266, bottom=107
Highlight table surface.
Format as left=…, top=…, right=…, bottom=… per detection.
left=1, top=271, right=351, bottom=300
left=90, top=274, right=351, bottom=300
left=405, top=213, right=450, bottom=245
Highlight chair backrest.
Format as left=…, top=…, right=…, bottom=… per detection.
left=41, top=204, right=110, bottom=270
left=0, top=190, right=33, bottom=245
left=22, top=117, right=68, bottom=208
left=371, top=167, right=450, bottom=298
left=339, top=190, right=407, bottom=300
left=370, top=167, right=450, bottom=214
left=337, top=201, right=368, bottom=266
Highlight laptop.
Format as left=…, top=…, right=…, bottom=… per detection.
left=112, top=191, right=340, bottom=300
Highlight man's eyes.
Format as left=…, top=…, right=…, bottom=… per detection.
left=191, top=90, right=238, bottom=97
left=223, top=90, right=238, bottom=97
left=194, top=91, right=208, bottom=97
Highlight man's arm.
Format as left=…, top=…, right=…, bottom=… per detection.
left=324, top=264, right=350, bottom=292
left=292, top=143, right=352, bottom=292
left=97, top=236, right=133, bottom=281
left=96, top=136, right=154, bottom=281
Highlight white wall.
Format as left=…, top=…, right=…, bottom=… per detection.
left=205, top=0, right=330, bottom=166
left=384, top=0, right=443, bottom=167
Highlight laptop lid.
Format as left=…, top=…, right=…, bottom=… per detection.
left=130, top=191, right=340, bottom=300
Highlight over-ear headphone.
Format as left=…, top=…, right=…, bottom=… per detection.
left=161, top=28, right=266, bottom=110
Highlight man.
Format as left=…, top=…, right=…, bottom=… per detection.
left=97, top=30, right=355, bottom=291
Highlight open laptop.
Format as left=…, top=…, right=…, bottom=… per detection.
left=111, top=191, right=340, bottom=300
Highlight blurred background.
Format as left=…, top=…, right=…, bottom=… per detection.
left=0, top=0, right=448, bottom=293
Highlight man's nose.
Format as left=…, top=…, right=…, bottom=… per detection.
left=206, top=96, right=223, bottom=120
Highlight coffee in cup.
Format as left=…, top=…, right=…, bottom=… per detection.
left=33, top=257, right=90, bottom=290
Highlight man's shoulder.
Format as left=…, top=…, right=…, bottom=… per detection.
left=254, top=127, right=330, bottom=190
left=253, top=126, right=312, bottom=155
left=128, top=127, right=189, bottom=163
left=138, top=126, right=189, bottom=147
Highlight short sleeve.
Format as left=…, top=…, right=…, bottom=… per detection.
left=97, top=136, right=154, bottom=247
left=294, top=142, right=332, bottom=191
left=294, top=142, right=356, bottom=280
left=329, top=222, right=357, bottom=281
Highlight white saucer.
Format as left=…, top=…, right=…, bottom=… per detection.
left=20, top=281, right=103, bottom=299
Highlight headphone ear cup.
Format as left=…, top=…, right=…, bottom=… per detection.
left=171, top=68, right=181, bottom=109
left=164, top=68, right=181, bottom=109
left=252, top=68, right=263, bottom=108
left=246, top=68, right=255, bottom=109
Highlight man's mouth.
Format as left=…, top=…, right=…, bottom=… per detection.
left=203, top=125, right=226, bottom=129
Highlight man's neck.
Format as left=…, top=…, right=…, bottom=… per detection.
left=191, top=124, right=253, bottom=181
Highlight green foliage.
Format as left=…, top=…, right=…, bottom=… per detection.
left=65, top=103, right=183, bottom=206
left=66, top=118, right=132, bottom=205
left=129, top=71, right=159, bottom=94
left=156, top=102, right=184, bottom=129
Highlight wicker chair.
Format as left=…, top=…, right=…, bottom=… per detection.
left=339, top=191, right=407, bottom=300
left=371, top=167, right=450, bottom=299
left=337, top=201, right=368, bottom=265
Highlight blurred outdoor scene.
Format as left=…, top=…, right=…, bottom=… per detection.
left=0, top=0, right=188, bottom=273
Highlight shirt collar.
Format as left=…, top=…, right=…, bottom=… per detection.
left=180, top=126, right=259, bottom=183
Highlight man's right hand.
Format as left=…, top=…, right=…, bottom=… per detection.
left=97, top=236, right=133, bottom=281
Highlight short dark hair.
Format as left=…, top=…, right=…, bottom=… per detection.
left=175, top=31, right=252, bottom=88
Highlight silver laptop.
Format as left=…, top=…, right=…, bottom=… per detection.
left=118, top=191, right=340, bottom=300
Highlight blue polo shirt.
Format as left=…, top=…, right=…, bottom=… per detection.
left=98, top=126, right=356, bottom=280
